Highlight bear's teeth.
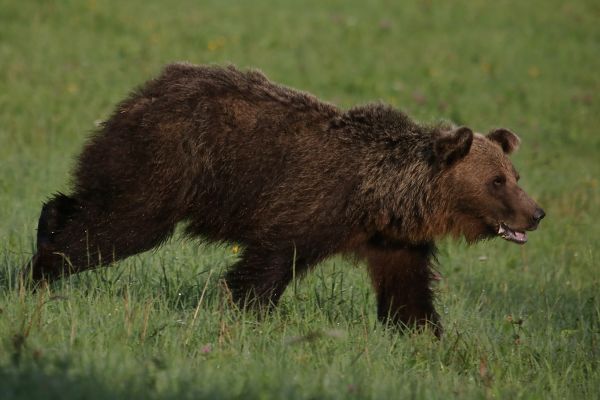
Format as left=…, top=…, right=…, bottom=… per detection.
left=497, top=222, right=528, bottom=244
left=497, top=224, right=506, bottom=235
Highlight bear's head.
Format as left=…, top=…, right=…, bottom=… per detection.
left=435, top=127, right=545, bottom=244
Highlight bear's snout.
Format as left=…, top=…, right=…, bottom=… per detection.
left=528, top=207, right=546, bottom=230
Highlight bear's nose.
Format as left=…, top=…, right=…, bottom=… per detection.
left=533, top=208, right=546, bottom=223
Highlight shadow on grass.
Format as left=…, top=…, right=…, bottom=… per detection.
left=1, top=364, right=137, bottom=400
left=0, top=362, right=254, bottom=400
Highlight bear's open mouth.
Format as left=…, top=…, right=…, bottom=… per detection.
left=497, top=222, right=527, bottom=244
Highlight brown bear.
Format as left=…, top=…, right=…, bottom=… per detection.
left=24, top=63, right=545, bottom=336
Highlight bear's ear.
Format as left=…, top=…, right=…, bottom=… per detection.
left=434, top=126, right=473, bottom=166
left=487, top=128, right=520, bottom=154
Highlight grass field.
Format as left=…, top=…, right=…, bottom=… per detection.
left=1, top=0, right=599, bottom=398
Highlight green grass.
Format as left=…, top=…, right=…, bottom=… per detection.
left=1, top=0, right=599, bottom=398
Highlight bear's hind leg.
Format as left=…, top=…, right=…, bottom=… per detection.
left=26, top=194, right=176, bottom=283
left=364, top=242, right=441, bottom=337
left=224, top=247, right=318, bottom=310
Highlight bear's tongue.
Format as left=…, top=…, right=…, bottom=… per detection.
left=497, top=223, right=527, bottom=244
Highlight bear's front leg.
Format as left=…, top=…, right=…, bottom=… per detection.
left=363, top=241, right=441, bottom=337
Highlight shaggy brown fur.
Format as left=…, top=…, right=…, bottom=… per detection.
left=24, top=63, right=545, bottom=336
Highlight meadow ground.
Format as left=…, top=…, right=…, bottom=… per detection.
left=0, top=0, right=599, bottom=398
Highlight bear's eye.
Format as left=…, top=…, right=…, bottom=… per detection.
left=493, top=176, right=505, bottom=187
